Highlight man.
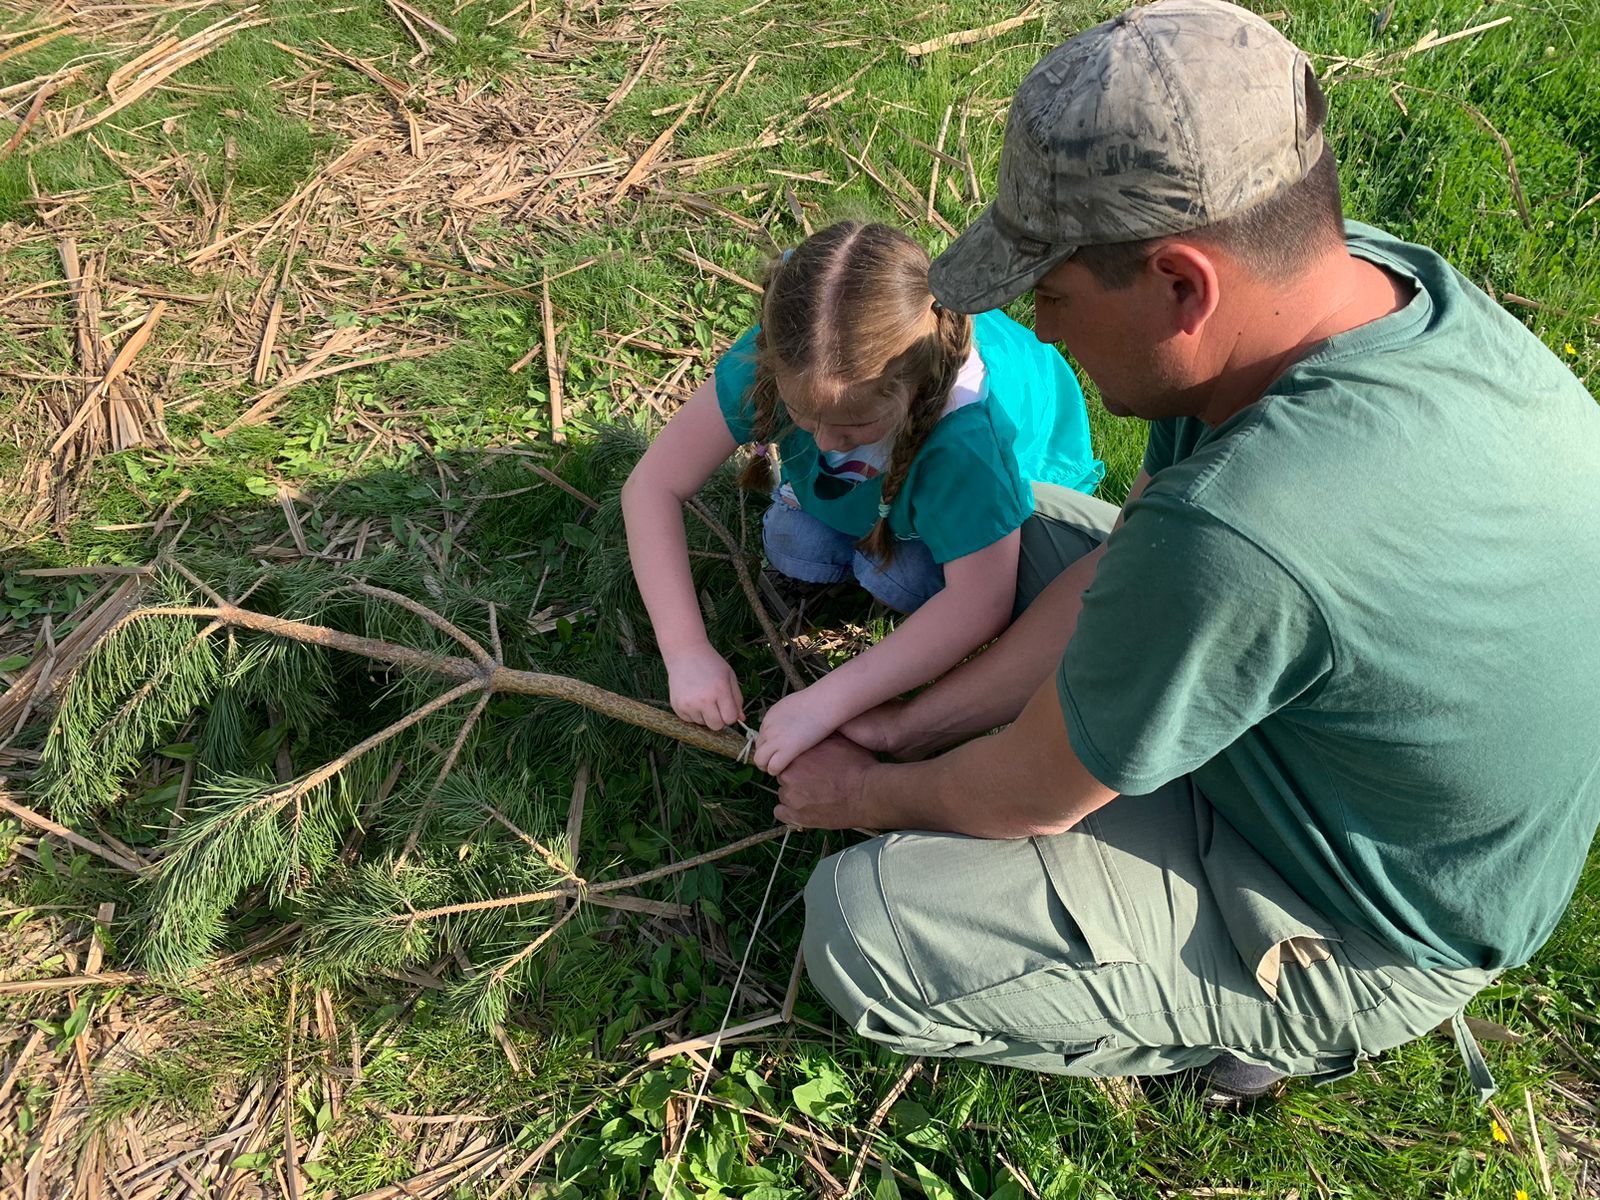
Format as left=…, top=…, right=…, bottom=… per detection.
left=775, top=0, right=1600, bottom=1105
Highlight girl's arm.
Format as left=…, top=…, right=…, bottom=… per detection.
left=752, top=529, right=1021, bottom=774
left=621, top=377, right=745, bottom=729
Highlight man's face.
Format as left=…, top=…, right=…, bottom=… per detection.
left=1031, top=257, right=1197, bottom=422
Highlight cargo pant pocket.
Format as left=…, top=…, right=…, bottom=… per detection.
left=876, top=828, right=1140, bottom=1012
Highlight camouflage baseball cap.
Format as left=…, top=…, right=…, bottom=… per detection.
left=930, top=0, right=1327, bottom=313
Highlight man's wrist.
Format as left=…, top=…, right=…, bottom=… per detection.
left=858, top=758, right=919, bottom=828
left=891, top=691, right=964, bottom=759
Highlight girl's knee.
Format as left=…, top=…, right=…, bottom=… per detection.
left=762, top=500, right=853, bottom=583
left=853, top=544, right=945, bottom=613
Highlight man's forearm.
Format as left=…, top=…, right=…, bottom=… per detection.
left=841, top=679, right=1116, bottom=838
left=895, top=544, right=1104, bottom=754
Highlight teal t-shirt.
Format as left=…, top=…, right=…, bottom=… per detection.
left=714, top=310, right=1103, bottom=564
left=1057, top=222, right=1600, bottom=971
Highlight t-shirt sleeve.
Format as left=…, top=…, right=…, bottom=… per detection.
left=713, top=327, right=762, bottom=443
left=1058, top=493, right=1334, bottom=795
left=905, top=415, right=1034, bottom=563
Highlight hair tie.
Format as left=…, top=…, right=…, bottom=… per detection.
left=781, top=248, right=795, bottom=264
left=930, top=298, right=943, bottom=313
left=877, top=502, right=891, bottom=520
left=752, top=443, right=769, bottom=458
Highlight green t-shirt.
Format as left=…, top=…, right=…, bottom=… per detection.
left=715, top=310, right=1103, bottom=564
left=1058, top=222, right=1600, bottom=971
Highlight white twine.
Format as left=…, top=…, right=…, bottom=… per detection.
left=659, top=824, right=791, bottom=1197
left=735, top=720, right=758, bottom=764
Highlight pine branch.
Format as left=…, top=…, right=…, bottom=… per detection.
left=390, top=825, right=790, bottom=925
left=107, top=603, right=747, bottom=759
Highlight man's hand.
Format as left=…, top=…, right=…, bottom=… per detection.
left=774, top=735, right=877, bottom=829
left=754, top=688, right=842, bottom=775
left=665, top=644, right=744, bottom=730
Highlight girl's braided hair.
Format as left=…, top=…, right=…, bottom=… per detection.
left=738, top=220, right=974, bottom=564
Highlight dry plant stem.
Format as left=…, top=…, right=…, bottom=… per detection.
left=0, top=790, right=145, bottom=873
left=393, top=825, right=791, bottom=924
left=1395, top=83, right=1532, bottom=229
left=339, top=582, right=494, bottom=666
left=686, top=499, right=805, bottom=691
left=485, top=1064, right=654, bottom=1200
left=1525, top=1088, right=1555, bottom=1198
left=111, top=603, right=747, bottom=758
left=843, top=1057, right=923, bottom=1195
left=0, top=972, right=143, bottom=996
left=902, top=6, right=1038, bottom=58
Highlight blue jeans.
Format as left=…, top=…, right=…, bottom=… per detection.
left=762, top=499, right=944, bottom=614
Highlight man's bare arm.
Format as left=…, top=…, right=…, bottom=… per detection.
left=775, top=674, right=1116, bottom=837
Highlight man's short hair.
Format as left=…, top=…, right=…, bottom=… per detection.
left=1072, top=147, right=1345, bottom=289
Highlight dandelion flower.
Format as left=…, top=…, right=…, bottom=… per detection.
left=1516, top=1190, right=1530, bottom=1200
left=1566, top=342, right=1578, bottom=356
left=1491, top=1118, right=1510, bottom=1143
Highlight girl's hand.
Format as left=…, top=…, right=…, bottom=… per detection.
left=754, top=688, right=843, bottom=776
left=666, top=645, right=744, bottom=730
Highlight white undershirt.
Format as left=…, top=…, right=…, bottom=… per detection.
left=814, top=348, right=988, bottom=483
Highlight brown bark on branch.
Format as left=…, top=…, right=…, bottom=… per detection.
left=111, top=603, right=748, bottom=759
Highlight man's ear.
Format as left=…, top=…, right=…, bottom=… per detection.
left=1145, top=242, right=1220, bottom=336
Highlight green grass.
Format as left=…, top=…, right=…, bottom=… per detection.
left=2, top=0, right=1597, bottom=1196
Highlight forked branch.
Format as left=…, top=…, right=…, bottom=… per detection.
left=109, top=602, right=748, bottom=759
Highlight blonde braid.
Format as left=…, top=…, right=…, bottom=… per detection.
left=857, top=304, right=974, bottom=565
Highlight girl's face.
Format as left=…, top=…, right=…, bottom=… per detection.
left=780, top=384, right=904, bottom=454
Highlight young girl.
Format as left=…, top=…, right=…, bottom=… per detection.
left=622, top=221, right=1102, bottom=775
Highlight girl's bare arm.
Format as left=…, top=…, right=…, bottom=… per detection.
left=620, top=378, right=744, bottom=726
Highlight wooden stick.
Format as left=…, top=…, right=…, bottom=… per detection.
left=394, top=826, right=790, bottom=923
left=648, top=1012, right=783, bottom=1061
left=541, top=278, right=564, bottom=444
left=673, top=247, right=762, bottom=295
left=104, top=602, right=748, bottom=759
left=545, top=34, right=663, bottom=178
left=253, top=293, right=284, bottom=386
left=1525, top=1088, right=1555, bottom=1199
left=52, top=14, right=269, bottom=142
left=687, top=499, right=805, bottom=691
left=1395, top=83, right=1531, bottom=230
left=0, top=972, right=142, bottom=996
left=903, top=7, right=1038, bottom=59
left=0, top=790, right=145, bottom=873
left=50, top=302, right=166, bottom=456
left=927, top=103, right=953, bottom=223
left=612, top=87, right=705, bottom=201
left=1402, top=15, right=1513, bottom=58
left=387, top=0, right=458, bottom=44
left=843, top=1057, right=923, bottom=1196
left=0, top=71, right=70, bottom=161
left=214, top=346, right=431, bottom=437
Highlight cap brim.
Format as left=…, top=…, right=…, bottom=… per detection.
left=929, top=204, right=1076, bottom=314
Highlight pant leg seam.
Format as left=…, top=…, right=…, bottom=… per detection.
left=827, top=849, right=939, bottom=1036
